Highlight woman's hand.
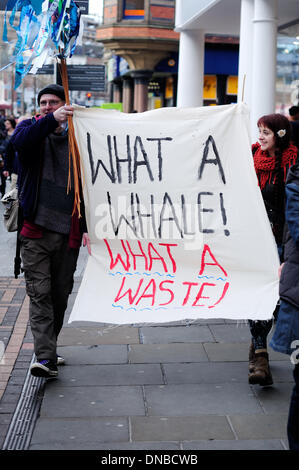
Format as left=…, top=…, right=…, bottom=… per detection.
left=83, top=233, right=91, bottom=255
left=278, top=262, right=285, bottom=278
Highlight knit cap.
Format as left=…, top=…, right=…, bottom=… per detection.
left=37, top=84, right=65, bottom=105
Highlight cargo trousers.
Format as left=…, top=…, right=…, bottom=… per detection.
left=20, top=230, right=80, bottom=362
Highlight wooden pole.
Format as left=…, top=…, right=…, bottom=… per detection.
left=58, top=57, right=82, bottom=217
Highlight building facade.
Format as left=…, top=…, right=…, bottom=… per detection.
left=97, top=0, right=180, bottom=112
left=175, top=0, right=299, bottom=140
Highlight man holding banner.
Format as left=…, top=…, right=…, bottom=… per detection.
left=11, top=84, right=89, bottom=379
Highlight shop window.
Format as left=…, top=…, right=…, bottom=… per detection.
left=123, top=0, right=145, bottom=19
left=203, top=75, right=217, bottom=103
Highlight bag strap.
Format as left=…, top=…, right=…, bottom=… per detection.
left=14, top=205, right=24, bottom=279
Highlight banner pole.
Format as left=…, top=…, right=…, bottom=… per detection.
left=58, top=57, right=82, bottom=217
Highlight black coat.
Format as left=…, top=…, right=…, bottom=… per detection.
left=279, top=163, right=299, bottom=308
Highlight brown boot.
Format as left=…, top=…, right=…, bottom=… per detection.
left=248, top=352, right=273, bottom=386
left=248, top=343, right=256, bottom=373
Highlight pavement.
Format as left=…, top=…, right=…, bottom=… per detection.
left=0, top=198, right=295, bottom=452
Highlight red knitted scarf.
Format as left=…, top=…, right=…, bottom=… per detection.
left=253, top=142, right=298, bottom=190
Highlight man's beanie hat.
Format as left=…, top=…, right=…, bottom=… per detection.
left=37, top=84, right=65, bottom=105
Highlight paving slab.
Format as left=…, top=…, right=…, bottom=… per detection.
left=30, top=417, right=129, bottom=446
left=131, top=416, right=235, bottom=441
left=163, top=361, right=293, bottom=385
left=229, top=414, right=288, bottom=440
left=30, top=440, right=182, bottom=450
left=39, top=385, right=146, bottom=417
left=208, top=323, right=252, bottom=342
left=252, top=382, right=294, bottom=414
left=144, top=383, right=262, bottom=416
left=55, top=364, right=164, bottom=386
left=129, top=343, right=209, bottom=363
left=58, top=325, right=140, bottom=346
left=57, top=345, right=128, bottom=364
left=181, top=439, right=286, bottom=450
left=163, top=362, right=256, bottom=384
left=203, top=342, right=289, bottom=362
left=139, top=325, right=214, bottom=344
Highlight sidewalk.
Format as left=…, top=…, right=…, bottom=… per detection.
left=0, top=205, right=294, bottom=451
left=0, top=274, right=294, bottom=450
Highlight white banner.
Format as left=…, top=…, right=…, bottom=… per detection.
left=69, top=103, right=279, bottom=324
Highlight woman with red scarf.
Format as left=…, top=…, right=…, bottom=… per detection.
left=248, top=113, right=298, bottom=386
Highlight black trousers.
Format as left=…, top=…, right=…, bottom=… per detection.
left=20, top=231, right=79, bottom=361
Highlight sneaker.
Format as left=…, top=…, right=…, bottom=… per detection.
left=30, top=359, right=58, bottom=378
left=56, top=355, right=65, bottom=366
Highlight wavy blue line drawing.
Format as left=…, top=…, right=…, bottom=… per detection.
left=155, top=307, right=167, bottom=310
left=108, top=271, right=176, bottom=278
left=127, top=307, right=137, bottom=311
left=112, top=304, right=124, bottom=309
left=197, top=275, right=227, bottom=282
left=140, top=308, right=152, bottom=311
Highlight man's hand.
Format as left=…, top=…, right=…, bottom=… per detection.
left=83, top=233, right=91, bottom=255
left=3, top=171, right=9, bottom=178
left=53, top=105, right=74, bottom=124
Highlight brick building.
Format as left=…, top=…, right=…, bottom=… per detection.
left=97, top=0, right=179, bottom=112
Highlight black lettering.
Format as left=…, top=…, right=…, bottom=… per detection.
left=159, top=192, right=183, bottom=238
left=107, top=191, right=137, bottom=236
left=197, top=192, right=214, bottom=234
left=133, top=136, right=154, bottom=183
left=220, top=192, right=230, bottom=236
left=87, top=132, right=116, bottom=184
left=146, top=137, right=173, bottom=181
left=199, top=135, right=226, bottom=184
left=114, top=135, right=132, bottom=184
left=135, top=193, right=158, bottom=238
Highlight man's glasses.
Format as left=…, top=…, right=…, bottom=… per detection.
left=40, top=99, right=63, bottom=106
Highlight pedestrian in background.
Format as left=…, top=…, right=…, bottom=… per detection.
left=0, top=117, right=16, bottom=197
left=11, top=84, right=90, bottom=379
left=3, top=115, right=31, bottom=190
left=248, top=113, right=298, bottom=386
left=269, top=162, right=299, bottom=450
left=289, top=105, right=299, bottom=150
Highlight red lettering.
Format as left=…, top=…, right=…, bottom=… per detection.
left=136, top=279, right=157, bottom=306
left=209, top=282, right=230, bottom=308
left=148, top=243, right=168, bottom=272
left=182, top=282, right=198, bottom=306
left=126, top=240, right=148, bottom=270
left=104, top=239, right=130, bottom=271
left=192, top=283, right=215, bottom=306
left=199, top=244, right=227, bottom=277
left=158, top=243, right=177, bottom=273
left=114, top=277, right=143, bottom=304
left=159, top=280, right=175, bottom=306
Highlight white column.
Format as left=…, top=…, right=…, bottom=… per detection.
left=251, top=0, right=278, bottom=140
left=237, top=0, right=254, bottom=105
left=176, top=29, right=205, bottom=107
